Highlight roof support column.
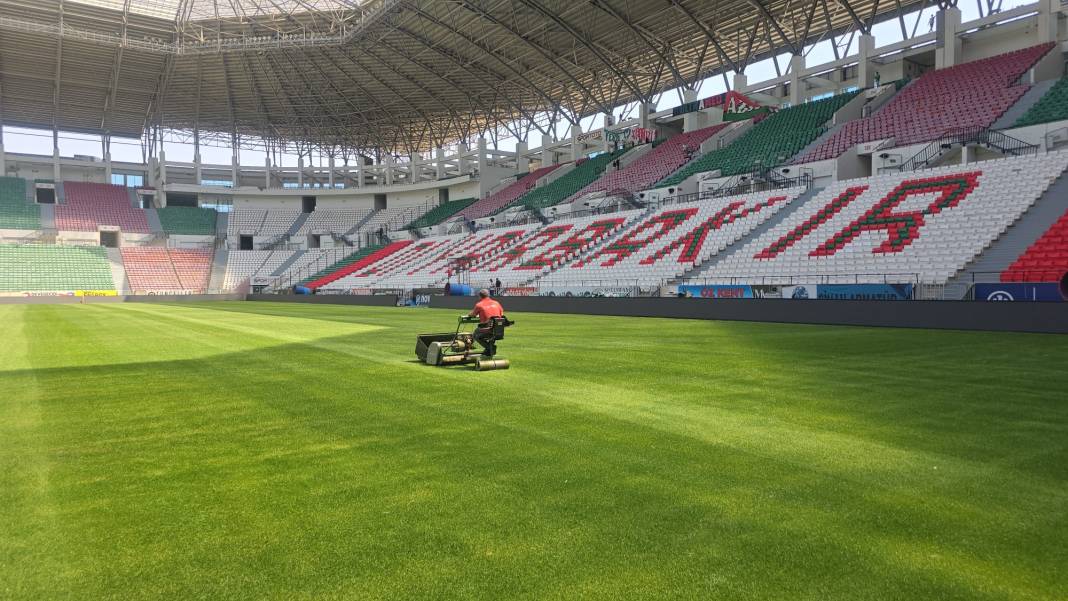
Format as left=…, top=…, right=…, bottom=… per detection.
left=789, top=54, right=805, bottom=106
left=157, top=150, right=167, bottom=207
left=231, top=135, right=240, bottom=189
left=53, top=127, right=61, bottom=184
left=477, top=137, right=487, bottom=179
left=265, top=157, right=271, bottom=189
left=385, top=156, right=394, bottom=186
left=683, top=88, right=706, bottom=132
left=857, top=34, right=876, bottom=88
left=457, top=142, right=469, bottom=175
left=297, top=156, right=305, bottom=187
left=435, top=148, right=445, bottom=180
left=102, top=136, right=112, bottom=182
left=541, top=146, right=556, bottom=167
left=516, top=141, right=530, bottom=173
left=639, top=102, right=652, bottom=130
left=601, top=114, right=613, bottom=153
left=935, top=7, right=962, bottom=69
left=0, top=81, right=5, bottom=175
left=1036, top=0, right=1059, bottom=43
left=732, top=72, right=748, bottom=93
left=570, top=122, right=582, bottom=162
left=193, top=128, right=202, bottom=185
left=328, top=155, right=335, bottom=188
left=355, top=158, right=364, bottom=189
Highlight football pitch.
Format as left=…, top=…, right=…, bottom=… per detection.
left=2, top=301, right=1067, bottom=600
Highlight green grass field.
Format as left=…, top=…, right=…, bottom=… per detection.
left=2, top=301, right=1067, bottom=600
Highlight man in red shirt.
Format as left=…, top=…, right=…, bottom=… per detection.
left=468, top=289, right=505, bottom=357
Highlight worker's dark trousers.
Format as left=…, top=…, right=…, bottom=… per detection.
left=475, top=327, right=496, bottom=356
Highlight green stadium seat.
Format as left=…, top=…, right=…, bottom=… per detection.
left=503, top=149, right=628, bottom=214
left=0, top=244, right=114, bottom=292
left=406, top=198, right=478, bottom=229
left=1015, top=77, right=1068, bottom=128
left=0, top=177, right=41, bottom=230
left=658, top=91, right=860, bottom=187
left=157, top=206, right=217, bottom=236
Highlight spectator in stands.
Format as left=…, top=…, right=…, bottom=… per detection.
left=495, top=278, right=502, bottom=296
left=468, top=289, right=505, bottom=357
left=874, top=71, right=881, bottom=87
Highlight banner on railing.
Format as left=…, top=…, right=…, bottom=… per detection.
left=752, top=285, right=784, bottom=299
left=542, top=286, right=637, bottom=298
left=131, top=290, right=192, bottom=296
left=606, top=126, right=657, bottom=144
left=702, top=91, right=764, bottom=114
left=663, top=91, right=767, bottom=118
left=723, top=107, right=771, bottom=122
left=677, top=284, right=754, bottom=299
left=676, top=285, right=784, bottom=299
left=974, top=283, right=1065, bottom=302
left=816, top=284, right=914, bottom=300
left=783, top=285, right=816, bottom=299
left=502, top=287, right=537, bottom=297
left=671, top=101, right=702, bottom=116
left=0, top=291, right=76, bottom=298
left=398, top=294, right=432, bottom=307
left=0, top=290, right=119, bottom=298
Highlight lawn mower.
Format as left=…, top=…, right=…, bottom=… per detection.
left=415, top=315, right=514, bottom=371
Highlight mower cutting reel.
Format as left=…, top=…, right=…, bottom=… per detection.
left=415, top=316, right=513, bottom=370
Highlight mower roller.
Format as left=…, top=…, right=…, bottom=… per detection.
left=416, top=315, right=514, bottom=370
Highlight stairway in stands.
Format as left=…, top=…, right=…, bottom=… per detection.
left=948, top=166, right=1068, bottom=291
left=271, top=250, right=306, bottom=276
left=303, top=242, right=411, bottom=289
left=992, top=79, right=1058, bottom=129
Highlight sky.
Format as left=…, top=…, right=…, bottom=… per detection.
left=1, top=0, right=1032, bottom=168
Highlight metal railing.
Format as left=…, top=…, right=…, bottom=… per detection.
left=263, top=245, right=364, bottom=292
left=889, top=126, right=1039, bottom=173
left=260, top=267, right=1066, bottom=301
left=701, top=167, right=814, bottom=199
left=968, top=269, right=1067, bottom=283
left=1045, top=126, right=1068, bottom=151
left=676, top=272, right=922, bottom=287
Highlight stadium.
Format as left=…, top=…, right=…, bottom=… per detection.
left=2, top=0, right=1068, bottom=598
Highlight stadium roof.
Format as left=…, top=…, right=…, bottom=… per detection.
left=0, top=0, right=929, bottom=154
